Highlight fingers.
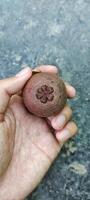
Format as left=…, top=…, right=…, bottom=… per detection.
left=0, top=67, right=32, bottom=121
left=65, top=82, right=76, bottom=98
left=49, top=105, right=72, bottom=130
left=33, top=65, right=58, bottom=73
left=56, top=121, right=78, bottom=144
left=47, top=104, right=78, bottom=144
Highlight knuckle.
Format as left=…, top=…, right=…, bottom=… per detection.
left=64, top=105, right=72, bottom=116
left=68, top=107, right=72, bottom=115
left=71, top=121, right=78, bottom=133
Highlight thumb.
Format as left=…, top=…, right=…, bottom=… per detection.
left=0, top=67, right=32, bottom=121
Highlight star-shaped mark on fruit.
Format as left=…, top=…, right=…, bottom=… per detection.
left=36, top=85, right=54, bottom=103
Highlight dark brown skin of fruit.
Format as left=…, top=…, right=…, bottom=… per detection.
left=22, top=72, right=67, bottom=117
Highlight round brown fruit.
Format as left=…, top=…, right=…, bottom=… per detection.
left=22, top=72, right=67, bottom=117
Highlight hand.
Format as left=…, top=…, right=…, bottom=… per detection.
left=0, top=65, right=78, bottom=200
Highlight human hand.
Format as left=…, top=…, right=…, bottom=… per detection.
left=0, top=65, right=78, bottom=200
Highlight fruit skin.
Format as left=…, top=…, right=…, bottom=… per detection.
left=22, top=72, right=67, bottom=117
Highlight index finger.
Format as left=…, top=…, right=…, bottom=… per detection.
left=33, top=65, right=59, bottom=73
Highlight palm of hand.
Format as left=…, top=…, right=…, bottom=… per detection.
left=1, top=94, right=60, bottom=198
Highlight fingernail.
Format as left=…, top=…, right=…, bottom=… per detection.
left=33, top=68, right=40, bottom=72
left=56, top=129, right=70, bottom=142
left=16, top=67, right=30, bottom=77
left=52, top=115, right=66, bottom=130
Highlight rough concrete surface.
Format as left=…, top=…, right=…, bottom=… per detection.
left=0, top=0, right=90, bottom=200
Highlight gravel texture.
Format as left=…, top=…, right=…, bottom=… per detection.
left=0, top=0, right=90, bottom=200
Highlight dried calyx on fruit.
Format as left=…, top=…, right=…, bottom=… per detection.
left=22, top=72, right=67, bottom=117
left=36, top=85, right=54, bottom=103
